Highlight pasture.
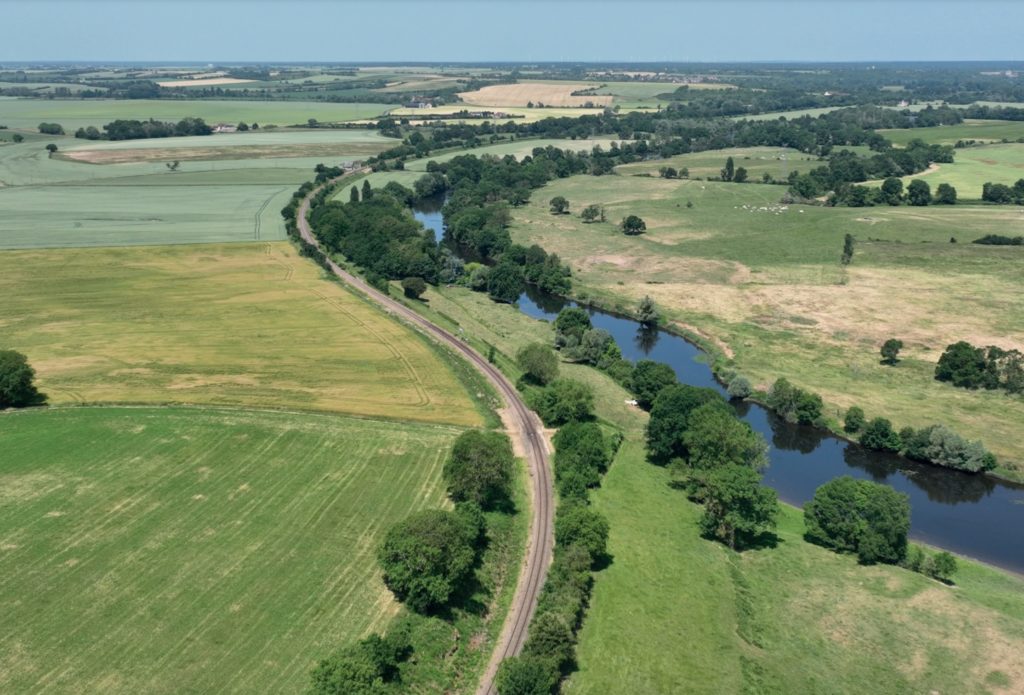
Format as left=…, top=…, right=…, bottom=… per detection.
left=506, top=175, right=1024, bottom=473
left=880, top=119, right=1024, bottom=146
left=0, top=98, right=390, bottom=130
left=0, top=405, right=460, bottom=693
left=616, top=146, right=815, bottom=181
left=0, top=243, right=486, bottom=426
left=889, top=142, right=1024, bottom=199
left=390, top=285, right=1024, bottom=694
left=457, top=82, right=613, bottom=108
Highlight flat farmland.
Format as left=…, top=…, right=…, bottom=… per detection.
left=617, top=146, right=816, bottom=180
left=888, top=143, right=1024, bottom=198
left=880, top=119, right=1024, bottom=146
left=507, top=175, right=1024, bottom=474
left=0, top=98, right=390, bottom=130
left=0, top=243, right=486, bottom=426
left=457, top=82, right=613, bottom=107
left=0, top=406, right=459, bottom=693
left=389, top=104, right=607, bottom=123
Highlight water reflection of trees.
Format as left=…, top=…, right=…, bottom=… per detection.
left=522, top=286, right=568, bottom=315
left=842, top=444, right=997, bottom=504
left=766, top=411, right=828, bottom=454
left=634, top=325, right=659, bottom=355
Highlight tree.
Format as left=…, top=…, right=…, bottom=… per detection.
left=487, top=260, right=525, bottom=304
left=935, top=341, right=995, bottom=389
left=699, top=465, right=778, bottom=549
left=680, top=167, right=690, bottom=178
left=444, top=430, right=515, bottom=509
left=907, top=179, right=931, bottom=206
left=377, top=509, right=476, bottom=612
left=629, top=360, right=677, bottom=410
left=683, top=401, right=769, bottom=472
left=766, top=378, right=822, bottom=425
left=523, top=612, right=575, bottom=672
left=528, top=378, right=594, bottom=426
left=236, top=121, right=249, bottom=132
left=636, top=295, right=659, bottom=327
left=659, top=166, right=678, bottom=179
left=860, top=417, right=902, bottom=452
left=555, top=503, right=610, bottom=566
left=361, top=179, right=373, bottom=200
left=350, top=185, right=359, bottom=203
left=645, top=384, right=722, bottom=463
left=496, top=655, right=559, bottom=695
left=564, top=328, right=613, bottom=365
left=38, top=122, right=64, bottom=135
left=843, top=406, right=866, bottom=433
left=580, top=204, right=601, bottom=223
left=880, top=338, right=903, bottom=365
left=549, top=196, right=569, bottom=215
left=620, top=215, right=646, bottom=235
left=517, top=342, right=560, bottom=385
left=726, top=375, right=752, bottom=399
left=309, top=628, right=411, bottom=695
left=45, top=143, right=57, bottom=156
left=934, top=183, right=957, bottom=205
left=721, top=156, right=735, bottom=182
left=554, top=307, right=591, bottom=346
left=733, top=166, right=748, bottom=183
left=841, top=233, right=855, bottom=265
left=0, top=350, right=41, bottom=408
left=880, top=177, right=904, bottom=205
left=401, top=276, right=427, bottom=299
left=166, top=160, right=180, bottom=171
left=12, top=133, right=24, bottom=143
left=924, top=551, right=958, bottom=583
left=804, top=476, right=910, bottom=564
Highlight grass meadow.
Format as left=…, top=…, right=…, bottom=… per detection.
left=0, top=406, right=463, bottom=693
left=880, top=119, right=1024, bottom=147
left=616, top=145, right=818, bottom=181
left=0, top=243, right=487, bottom=426
left=0, top=98, right=390, bottom=130
left=505, top=174, right=1024, bottom=474
left=388, top=279, right=1024, bottom=694
left=888, top=142, right=1024, bottom=199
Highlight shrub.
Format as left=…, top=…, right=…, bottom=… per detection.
left=517, top=343, right=560, bottom=385
left=554, top=503, right=610, bottom=567
left=860, top=417, right=902, bottom=452
left=726, top=375, right=752, bottom=399
left=401, top=276, right=427, bottom=299
left=496, top=654, right=559, bottom=695
left=902, top=424, right=996, bottom=472
left=843, top=406, right=866, bottom=433
left=924, top=551, right=958, bottom=583
left=766, top=378, right=823, bottom=425
left=309, top=626, right=412, bottom=694
left=527, top=379, right=594, bottom=426
left=804, top=476, right=910, bottom=564
left=444, top=430, right=515, bottom=508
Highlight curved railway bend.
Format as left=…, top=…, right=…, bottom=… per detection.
left=296, top=175, right=554, bottom=695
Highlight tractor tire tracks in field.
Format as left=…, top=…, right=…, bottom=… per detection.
left=296, top=173, right=554, bottom=695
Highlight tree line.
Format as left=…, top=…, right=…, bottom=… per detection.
left=74, top=117, right=213, bottom=141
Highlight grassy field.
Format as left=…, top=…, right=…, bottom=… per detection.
left=0, top=99, right=390, bottom=130
left=387, top=105, right=608, bottom=123
left=505, top=174, right=1024, bottom=473
left=617, top=146, right=818, bottom=181
left=0, top=130, right=391, bottom=246
left=880, top=119, right=1024, bottom=146
left=884, top=143, right=1024, bottom=199
left=0, top=405, right=466, bottom=693
left=386, top=283, right=1024, bottom=694
left=0, top=243, right=487, bottom=426
left=457, top=82, right=613, bottom=108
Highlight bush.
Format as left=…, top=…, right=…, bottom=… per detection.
left=843, top=406, right=866, bottom=433
left=766, top=378, right=823, bottom=425
left=517, top=343, right=560, bottom=385
left=902, top=424, right=996, bottom=472
left=377, top=509, right=476, bottom=612
left=860, top=417, right=902, bottom=452
left=629, top=360, right=677, bottom=409
left=523, top=611, right=575, bottom=672
left=496, top=654, right=559, bottom=695
left=0, top=350, right=41, bottom=408
left=401, top=276, right=427, bottom=299
left=527, top=379, right=594, bottom=426
left=726, top=375, right=752, bottom=399
left=444, top=430, right=515, bottom=508
left=554, top=503, right=610, bottom=566
left=309, top=626, right=412, bottom=694
left=804, top=476, right=910, bottom=564
left=924, top=551, right=958, bottom=583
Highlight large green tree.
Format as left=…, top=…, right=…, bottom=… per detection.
left=645, top=384, right=723, bottom=463
left=517, top=343, right=560, bottom=385
left=0, top=350, right=40, bottom=408
left=528, top=379, right=594, bottom=426
left=880, top=338, right=903, bottom=365
left=699, top=465, right=779, bottom=550
left=804, top=476, right=910, bottom=564
left=496, top=655, right=560, bottom=695
left=620, top=215, right=647, bottom=235
left=444, top=430, right=515, bottom=509
left=555, top=503, right=610, bottom=566
left=860, top=417, right=902, bottom=452
left=377, top=509, right=476, bottom=612
left=629, top=360, right=677, bottom=410
left=682, top=401, right=769, bottom=472
left=487, top=260, right=525, bottom=304
left=907, top=178, right=931, bottom=206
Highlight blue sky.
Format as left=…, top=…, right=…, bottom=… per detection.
left=2, top=0, right=1022, bottom=63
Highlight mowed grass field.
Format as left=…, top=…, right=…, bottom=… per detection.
left=386, top=272, right=1024, bottom=694
left=888, top=142, right=1024, bottom=199
left=880, top=119, right=1024, bottom=146
left=0, top=406, right=461, bottom=693
left=0, top=243, right=486, bottom=426
left=0, top=98, right=390, bottom=130
left=507, top=175, right=1024, bottom=473
left=0, top=131, right=392, bottom=247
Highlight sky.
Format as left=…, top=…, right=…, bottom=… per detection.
left=2, top=0, right=1023, bottom=64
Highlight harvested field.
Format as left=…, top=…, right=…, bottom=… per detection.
left=457, top=82, right=613, bottom=107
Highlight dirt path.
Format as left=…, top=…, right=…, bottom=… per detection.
left=297, top=174, right=554, bottom=695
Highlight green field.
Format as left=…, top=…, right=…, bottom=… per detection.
left=0, top=405, right=464, bottom=693
left=880, top=119, right=1024, bottom=146
left=0, top=130, right=391, bottom=246
left=385, top=282, right=1024, bottom=694
left=505, top=174, right=1024, bottom=474
left=885, top=143, right=1024, bottom=198
left=0, top=98, right=390, bottom=130
left=617, top=146, right=818, bottom=181
left=0, top=244, right=487, bottom=426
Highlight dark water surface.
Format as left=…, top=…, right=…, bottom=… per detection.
left=413, top=207, right=1024, bottom=574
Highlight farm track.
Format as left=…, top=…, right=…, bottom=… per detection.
left=297, top=175, right=553, bottom=695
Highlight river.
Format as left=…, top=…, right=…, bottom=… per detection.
left=413, top=202, right=1024, bottom=574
